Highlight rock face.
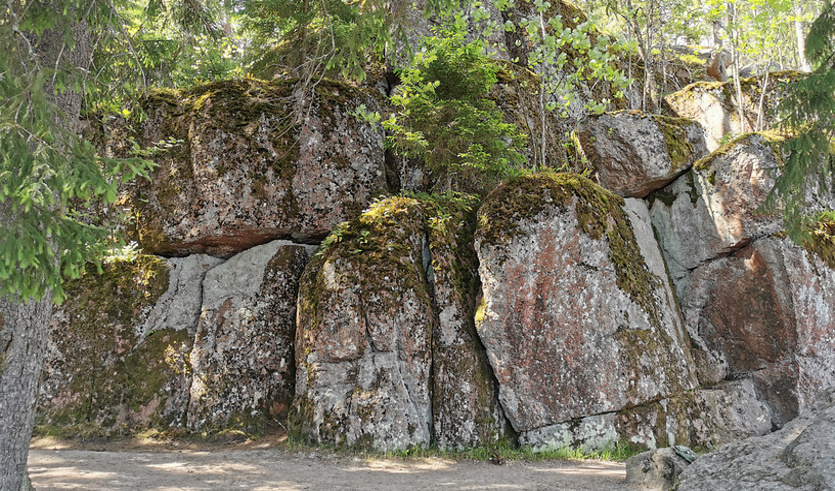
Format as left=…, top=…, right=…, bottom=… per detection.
left=474, top=174, right=697, bottom=449
left=577, top=111, right=707, bottom=197
left=650, top=134, right=835, bottom=428
left=680, top=237, right=835, bottom=426
left=39, top=240, right=316, bottom=435
left=426, top=198, right=511, bottom=449
left=676, top=389, right=835, bottom=491
left=294, top=196, right=509, bottom=450
left=39, top=63, right=835, bottom=457
left=664, top=72, right=799, bottom=151
left=38, top=257, right=191, bottom=435
left=649, top=134, right=782, bottom=292
left=188, top=241, right=313, bottom=431
left=130, top=78, right=388, bottom=258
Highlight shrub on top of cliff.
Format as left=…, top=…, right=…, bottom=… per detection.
left=382, top=23, right=528, bottom=191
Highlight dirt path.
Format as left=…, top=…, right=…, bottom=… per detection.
left=28, top=446, right=630, bottom=490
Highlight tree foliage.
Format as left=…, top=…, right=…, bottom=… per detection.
left=0, top=2, right=156, bottom=302
left=239, top=0, right=397, bottom=81
left=773, top=1, right=835, bottom=238
left=382, top=25, right=527, bottom=185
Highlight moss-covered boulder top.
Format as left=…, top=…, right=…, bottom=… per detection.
left=664, top=71, right=802, bottom=152
left=128, top=77, right=389, bottom=258
left=474, top=173, right=697, bottom=446
left=577, top=111, right=708, bottom=198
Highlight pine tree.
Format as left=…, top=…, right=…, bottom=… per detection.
left=0, top=2, right=156, bottom=488
left=773, top=1, right=835, bottom=239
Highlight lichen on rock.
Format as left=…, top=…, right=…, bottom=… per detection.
left=577, top=110, right=707, bottom=198
left=188, top=240, right=314, bottom=433
left=126, top=77, right=388, bottom=258
left=474, top=173, right=697, bottom=449
left=293, top=194, right=510, bottom=450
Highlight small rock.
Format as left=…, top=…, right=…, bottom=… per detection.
left=626, top=446, right=694, bottom=491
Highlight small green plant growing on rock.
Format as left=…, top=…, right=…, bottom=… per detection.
left=383, top=23, right=528, bottom=188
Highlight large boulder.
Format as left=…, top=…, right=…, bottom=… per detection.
left=664, top=72, right=801, bottom=151
left=577, top=111, right=707, bottom=198
left=37, top=256, right=207, bottom=435
left=293, top=196, right=509, bottom=450
left=187, top=240, right=314, bottom=432
left=626, top=446, right=694, bottom=491
left=474, top=173, right=697, bottom=450
left=649, top=133, right=782, bottom=293
left=676, top=389, right=835, bottom=491
left=129, top=78, right=388, bottom=258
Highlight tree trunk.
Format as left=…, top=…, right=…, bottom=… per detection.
left=706, top=21, right=727, bottom=82
left=0, top=6, right=93, bottom=489
left=0, top=295, right=52, bottom=491
left=794, top=2, right=811, bottom=71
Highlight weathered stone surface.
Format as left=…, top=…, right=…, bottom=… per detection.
left=130, top=78, right=388, bottom=258
left=475, top=174, right=696, bottom=448
left=294, top=196, right=509, bottom=450
left=649, top=134, right=782, bottom=293
left=293, top=198, right=435, bottom=450
left=680, top=380, right=773, bottom=446
left=679, top=237, right=835, bottom=426
left=625, top=447, right=692, bottom=491
left=577, top=111, right=707, bottom=198
left=664, top=72, right=800, bottom=151
left=427, top=199, right=510, bottom=449
left=188, top=240, right=313, bottom=431
left=676, top=389, right=835, bottom=491
left=518, top=379, right=770, bottom=452
left=142, top=254, right=225, bottom=336
left=38, top=257, right=192, bottom=435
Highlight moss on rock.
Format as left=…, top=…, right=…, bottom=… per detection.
left=803, top=213, right=835, bottom=269
left=650, top=114, right=697, bottom=171
left=477, top=172, right=661, bottom=324
left=36, top=256, right=196, bottom=437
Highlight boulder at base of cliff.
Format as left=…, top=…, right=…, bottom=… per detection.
left=37, top=254, right=218, bottom=436
left=293, top=196, right=509, bottom=451
left=625, top=446, right=694, bottom=491
left=187, top=240, right=314, bottom=432
left=130, top=78, right=388, bottom=258
left=474, top=173, right=698, bottom=450
left=676, top=389, right=835, bottom=491
left=577, top=111, right=707, bottom=198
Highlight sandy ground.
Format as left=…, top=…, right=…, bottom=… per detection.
left=28, top=439, right=630, bottom=491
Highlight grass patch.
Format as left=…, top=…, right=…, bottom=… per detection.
left=283, top=438, right=641, bottom=462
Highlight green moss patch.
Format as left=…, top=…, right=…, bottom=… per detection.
left=803, top=212, right=835, bottom=269
left=36, top=255, right=192, bottom=437
left=649, top=114, right=696, bottom=171
left=478, top=172, right=662, bottom=325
